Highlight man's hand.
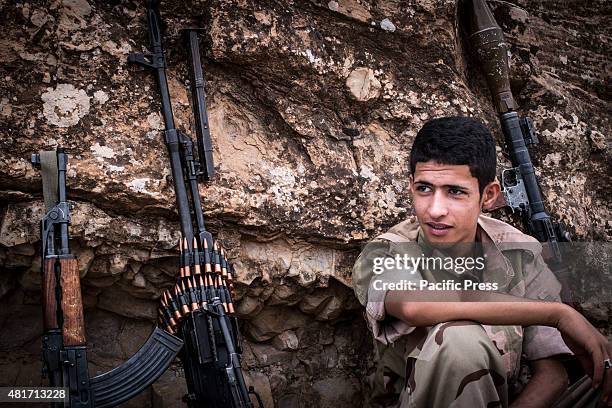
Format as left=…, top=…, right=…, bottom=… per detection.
left=555, top=306, right=612, bottom=405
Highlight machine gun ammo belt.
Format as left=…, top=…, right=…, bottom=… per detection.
left=127, top=1, right=259, bottom=406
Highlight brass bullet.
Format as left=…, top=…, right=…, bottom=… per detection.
left=203, top=238, right=212, bottom=273
left=178, top=282, right=190, bottom=315
left=187, top=278, right=198, bottom=311
left=193, top=237, right=201, bottom=275
left=220, top=248, right=228, bottom=278
left=183, top=238, right=191, bottom=277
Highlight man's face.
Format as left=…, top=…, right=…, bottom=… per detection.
left=410, top=161, right=487, bottom=245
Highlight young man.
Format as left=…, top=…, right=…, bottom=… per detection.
left=352, top=117, right=611, bottom=407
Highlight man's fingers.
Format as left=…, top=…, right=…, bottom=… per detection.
left=593, top=349, right=604, bottom=389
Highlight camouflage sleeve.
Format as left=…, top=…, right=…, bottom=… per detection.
left=352, top=241, right=421, bottom=345
left=522, top=250, right=572, bottom=360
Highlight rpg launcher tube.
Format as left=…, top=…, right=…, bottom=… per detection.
left=467, top=0, right=516, bottom=113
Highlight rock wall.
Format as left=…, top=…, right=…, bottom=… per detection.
left=0, top=0, right=609, bottom=407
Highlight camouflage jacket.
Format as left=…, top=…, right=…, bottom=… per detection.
left=352, top=214, right=572, bottom=390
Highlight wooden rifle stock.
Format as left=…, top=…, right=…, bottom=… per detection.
left=58, top=257, right=86, bottom=346
left=43, top=256, right=87, bottom=346
left=42, top=258, right=59, bottom=330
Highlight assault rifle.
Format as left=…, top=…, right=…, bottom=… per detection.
left=128, top=1, right=259, bottom=407
left=466, top=0, right=571, bottom=265
left=32, top=149, right=183, bottom=407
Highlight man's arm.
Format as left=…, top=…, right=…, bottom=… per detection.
left=385, top=288, right=612, bottom=403
left=509, top=358, right=568, bottom=408
left=385, top=289, right=561, bottom=328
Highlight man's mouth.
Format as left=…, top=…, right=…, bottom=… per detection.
left=425, top=222, right=452, bottom=236
left=427, top=222, right=452, bottom=229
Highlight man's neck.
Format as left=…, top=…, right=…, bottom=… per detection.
left=418, top=227, right=480, bottom=258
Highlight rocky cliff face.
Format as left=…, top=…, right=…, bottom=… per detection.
left=0, top=0, right=609, bottom=406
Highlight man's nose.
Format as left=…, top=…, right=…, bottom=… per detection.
left=428, top=192, right=449, bottom=218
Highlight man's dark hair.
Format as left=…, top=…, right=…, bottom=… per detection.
left=409, top=116, right=497, bottom=195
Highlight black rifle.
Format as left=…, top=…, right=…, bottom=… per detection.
left=32, top=149, right=183, bottom=407
left=128, top=2, right=257, bottom=407
left=466, top=0, right=570, bottom=265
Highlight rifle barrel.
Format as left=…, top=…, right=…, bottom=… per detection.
left=184, top=29, right=215, bottom=180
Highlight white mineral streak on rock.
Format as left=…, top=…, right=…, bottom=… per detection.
left=305, top=49, right=315, bottom=63
left=107, top=165, right=124, bottom=172
left=41, top=84, right=90, bottom=127
left=346, top=68, right=381, bottom=101
left=93, top=90, right=109, bottom=105
left=359, top=163, right=379, bottom=181
left=146, top=112, right=163, bottom=139
left=126, top=224, right=142, bottom=237
left=543, top=152, right=563, bottom=167
left=380, top=18, right=396, bottom=32
left=269, top=166, right=297, bottom=205
left=90, top=142, right=116, bottom=159
left=128, top=178, right=150, bottom=193
left=147, top=112, right=164, bottom=130
left=328, top=1, right=339, bottom=11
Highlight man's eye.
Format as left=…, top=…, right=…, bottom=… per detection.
left=416, top=185, right=431, bottom=193
left=448, top=188, right=465, bottom=196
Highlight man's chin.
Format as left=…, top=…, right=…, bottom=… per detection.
left=422, top=232, right=459, bottom=248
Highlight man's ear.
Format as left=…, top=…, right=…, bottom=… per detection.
left=481, top=179, right=504, bottom=211
left=408, top=175, right=414, bottom=194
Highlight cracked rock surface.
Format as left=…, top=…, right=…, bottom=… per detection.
left=0, top=0, right=609, bottom=406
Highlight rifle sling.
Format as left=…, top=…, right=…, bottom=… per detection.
left=39, top=150, right=59, bottom=211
